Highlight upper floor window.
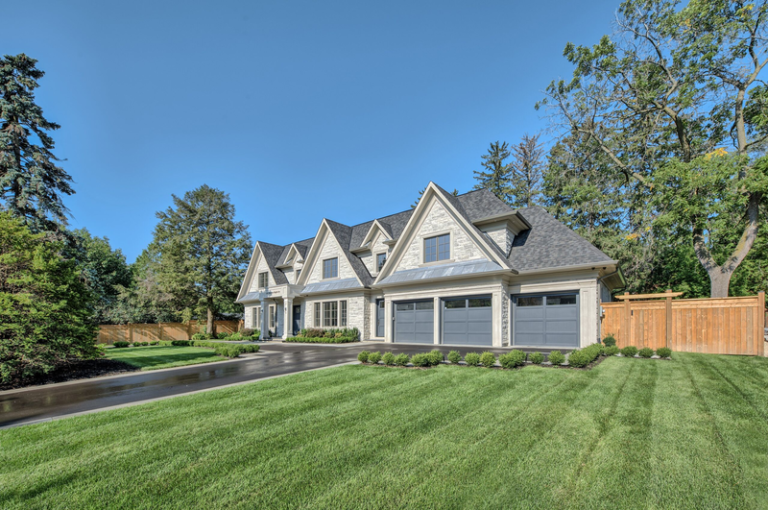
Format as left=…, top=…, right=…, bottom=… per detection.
left=424, top=234, right=450, bottom=263
left=258, top=272, right=269, bottom=288
left=295, top=269, right=301, bottom=282
left=376, top=253, right=387, bottom=271
left=323, top=257, right=338, bottom=279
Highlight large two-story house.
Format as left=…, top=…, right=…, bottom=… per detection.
left=236, top=182, right=623, bottom=348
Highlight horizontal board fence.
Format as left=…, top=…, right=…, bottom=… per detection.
left=601, top=291, right=766, bottom=356
left=97, top=320, right=243, bottom=345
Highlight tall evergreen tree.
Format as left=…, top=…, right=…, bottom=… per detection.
left=152, top=185, right=252, bottom=335
left=0, top=54, right=73, bottom=232
left=473, top=141, right=513, bottom=203
left=509, top=133, right=544, bottom=208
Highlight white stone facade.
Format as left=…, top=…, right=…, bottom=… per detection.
left=306, top=232, right=356, bottom=284
left=396, top=201, right=484, bottom=271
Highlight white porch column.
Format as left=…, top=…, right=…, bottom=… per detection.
left=284, top=298, right=293, bottom=339
left=385, top=299, right=392, bottom=343
left=259, top=301, right=268, bottom=340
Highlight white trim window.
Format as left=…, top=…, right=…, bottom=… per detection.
left=258, top=272, right=269, bottom=289
left=424, top=234, right=450, bottom=263
left=322, top=258, right=338, bottom=279
left=314, top=303, right=321, bottom=327
left=376, top=253, right=387, bottom=272
left=323, top=301, right=338, bottom=327
left=340, top=300, right=347, bottom=326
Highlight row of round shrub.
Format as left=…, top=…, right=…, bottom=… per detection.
left=617, top=345, right=672, bottom=358
left=113, top=341, right=160, bottom=348
left=359, top=349, right=566, bottom=368
left=191, top=329, right=261, bottom=342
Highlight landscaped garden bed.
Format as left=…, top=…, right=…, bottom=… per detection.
left=284, top=328, right=360, bottom=344
left=357, top=341, right=672, bottom=371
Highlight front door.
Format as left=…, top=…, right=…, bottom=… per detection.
left=293, top=305, right=302, bottom=336
left=376, top=299, right=385, bottom=337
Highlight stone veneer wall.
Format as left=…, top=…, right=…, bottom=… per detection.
left=397, top=201, right=483, bottom=271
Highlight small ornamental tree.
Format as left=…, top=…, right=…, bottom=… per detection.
left=0, top=212, right=98, bottom=384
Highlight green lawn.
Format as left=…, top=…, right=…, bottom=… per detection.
left=105, top=346, right=226, bottom=370
left=3, top=353, right=768, bottom=509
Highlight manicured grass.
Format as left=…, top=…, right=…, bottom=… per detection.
left=105, top=346, right=226, bottom=370
left=3, top=353, right=768, bottom=509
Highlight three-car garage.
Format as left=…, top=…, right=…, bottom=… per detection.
left=393, top=295, right=494, bottom=346
left=390, top=291, right=580, bottom=348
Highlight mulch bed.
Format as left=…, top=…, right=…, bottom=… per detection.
left=0, top=358, right=139, bottom=391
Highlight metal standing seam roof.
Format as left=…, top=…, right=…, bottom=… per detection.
left=247, top=187, right=616, bottom=289
left=377, top=258, right=505, bottom=286
left=301, top=277, right=363, bottom=294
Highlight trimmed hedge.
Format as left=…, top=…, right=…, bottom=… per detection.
left=656, top=347, right=672, bottom=358
left=410, top=353, right=431, bottom=367
left=605, top=345, right=620, bottom=356
left=529, top=352, right=544, bottom=364
left=215, top=345, right=244, bottom=358
left=285, top=336, right=358, bottom=344
left=358, top=351, right=369, bottom=363
left=394, top=353, right=410, bottom=366
left=603, top=334, right=617, bottom=347
left=548, top=351, right=566, bottom=365
left=621, top=346, right=638, bottom=357
left=113, top=341, right=130, bottom=348
left=499, top=350, right=526, bottom=368
left=368, top=351, right=382, bottom=364
left=447, top=350, right=461, bottom=364
left=639, top=347, right=654, bottom=358
left=299, top=327, right=360, bottom=340
left=464, top=353, right=481, bottom=367
left=382, top=352, right=396, bottom=366
left=427, top=350, right=444, bottom=366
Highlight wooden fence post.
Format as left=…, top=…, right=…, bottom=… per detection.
left=665, top=289, right=673, bottom=349
left=759, top=291, right=765, bottom=357
left=624, top=291, right=631, bottom=346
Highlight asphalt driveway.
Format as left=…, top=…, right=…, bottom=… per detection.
left=0, top=342, right=563, bottom=429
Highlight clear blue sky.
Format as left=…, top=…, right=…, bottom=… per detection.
left=4, top=0, right=619, bottom=262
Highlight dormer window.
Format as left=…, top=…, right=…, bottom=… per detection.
left=376, top=253, right=387, bottom=271
left=258, top=272, right=269, bottom=289
left=424, top=234, right=450, bottom=263
left=323, top=257, right=338, bottom=279
left=286, top=257, right=293, bottom=265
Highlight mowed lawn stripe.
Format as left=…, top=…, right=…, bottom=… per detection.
left=685, top=354, right=768, bottom=509
left=257, top=366, right=551, bottom=508
left=648, top=355, right=745, bottom=509
left=2, top=355, right=768, bottom=509
left=313, top=365, right=580, bottom=508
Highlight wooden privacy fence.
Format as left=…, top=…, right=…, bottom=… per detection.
left=97, top=320, right=243, bottom=345
left=601, top=291, right=766, bottom=356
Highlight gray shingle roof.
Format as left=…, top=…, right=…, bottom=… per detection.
left=257, top=241, right=289, bottom=285
left=250, top=186, right=615, bottom=287
left=508, top=206, right=615, bottom=271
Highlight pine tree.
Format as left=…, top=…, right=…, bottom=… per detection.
left=473, top=141, right=512, bottom=203
left=152, top=185, right=252, bottom=335
left=509, top=134, right=544, bottom=208
left=0, top=54, right=73, bottom=232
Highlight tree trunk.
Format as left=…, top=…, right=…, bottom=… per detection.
left=707, top=268, right=733, bottom=299
left=207, top=296, right=215, bottom=336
